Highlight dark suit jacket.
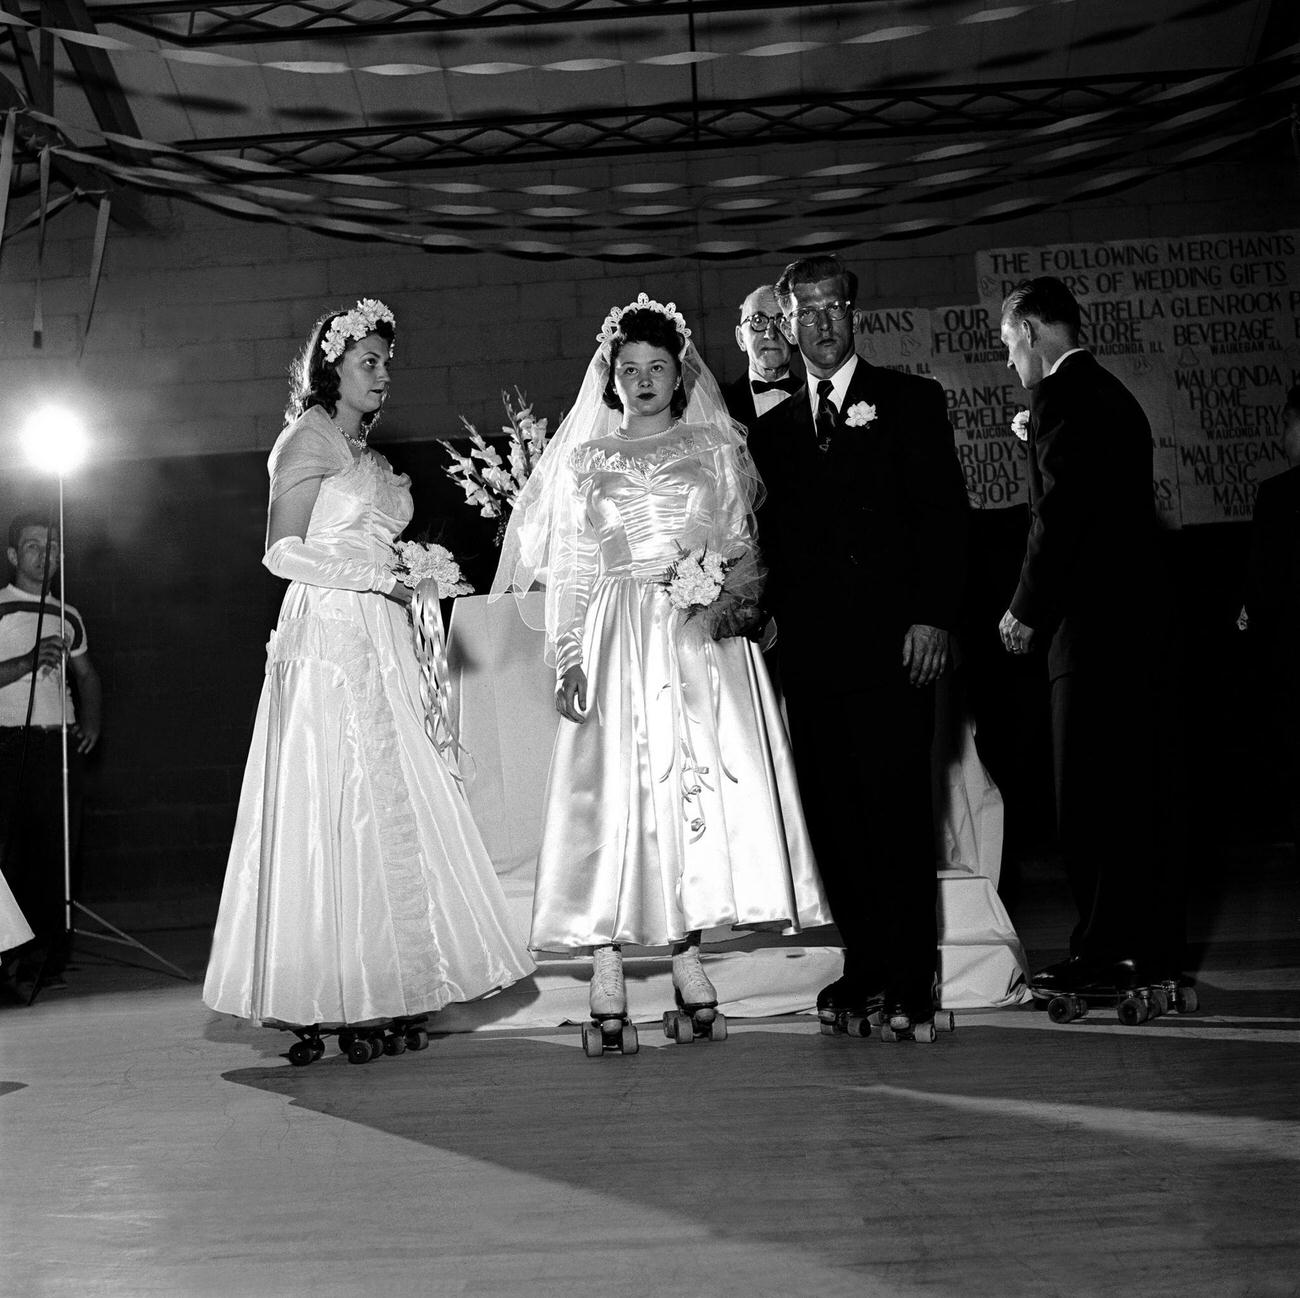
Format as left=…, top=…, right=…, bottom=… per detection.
left=1246, top=463, right=1300, bottom=655
left=723, top=373, right=759, bottom=430
left=747, top=358, right=969, bottom=684
left=1009, top=351, right=1164, bottom=680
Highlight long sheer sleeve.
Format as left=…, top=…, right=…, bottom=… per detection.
left=553, top=468, right=600, bottom=679
left=688, top=426, right=767, bottom=643
left=708, top=430, right=762, bottom=563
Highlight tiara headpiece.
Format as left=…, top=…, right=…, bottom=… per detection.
left=596, top=292, right=692, bottom=361
left=321, top=298, right=396, bottom=363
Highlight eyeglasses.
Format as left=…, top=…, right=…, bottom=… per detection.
left=790, top=300, right=853, bottom=328
left=740, top=312, right=780, bottom=333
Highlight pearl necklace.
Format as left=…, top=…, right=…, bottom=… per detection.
left=613, top=418, right=679, bottom=441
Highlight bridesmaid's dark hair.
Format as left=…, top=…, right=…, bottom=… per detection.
left=602, top=307, right=688, bottom=418
left=285, top=308, right=397, bottom=430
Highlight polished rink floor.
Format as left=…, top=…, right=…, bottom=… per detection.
left=1, top=854, right=1297, bottom=1298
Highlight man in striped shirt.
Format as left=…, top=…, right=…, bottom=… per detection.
left=0, top=511, right=102, bottom=992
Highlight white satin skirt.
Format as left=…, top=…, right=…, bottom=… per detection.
left=203, top=584, right=534, bottom=1026
left=0, top=871, right=33, bottom=952
left=531, top=577, right=829, bottom=953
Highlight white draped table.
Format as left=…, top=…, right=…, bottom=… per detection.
left=439, top=593, right=1027, bottom=1029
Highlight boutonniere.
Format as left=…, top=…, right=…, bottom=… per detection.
left=1011, top=409, right=1030, bottom=441
left=845, top=401, right=877, bottom=428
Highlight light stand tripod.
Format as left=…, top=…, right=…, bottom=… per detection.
left=18, top=412, right=191, bottom=1005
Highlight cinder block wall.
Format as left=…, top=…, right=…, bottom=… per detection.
left=0, top=143, right=1295, bottom=900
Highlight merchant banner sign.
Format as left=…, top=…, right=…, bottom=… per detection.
left=854, top=231, right=1299, bottom=526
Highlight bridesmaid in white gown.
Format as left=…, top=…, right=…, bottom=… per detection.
left=493, top=294, right=827, bottom=1033
left=204, top=299, right=533, bottom=1033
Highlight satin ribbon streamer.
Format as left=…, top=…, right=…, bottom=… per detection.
left=409, top=580, right=465, bottom=776
left=658, top=622, right=740, bottom=846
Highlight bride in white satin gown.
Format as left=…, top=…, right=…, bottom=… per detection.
left=204, top=299, right=533, bottom=1029
left=493, top=294, right=827, bottom=1019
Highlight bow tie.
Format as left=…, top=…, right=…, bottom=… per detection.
left=751, top=377, right=799, bottom=395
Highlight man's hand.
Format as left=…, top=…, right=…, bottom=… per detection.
left=556, top=665, right=588, bottom=724
left=998, top=609, right=1037, bottom=656
left=902, top=624, right=949, bottom=687
left=72, top=721, right=100, bottom=754
left=33, top=636, right=65, bottom=676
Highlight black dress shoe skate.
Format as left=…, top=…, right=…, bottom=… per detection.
left=1034, top=955, right=1146, bottom=995
left=1030, top=956, right=1089, bottom=993
left=1074, top=958, right=1144, bottom=992
left=817, top=975, right=883, bottom=1014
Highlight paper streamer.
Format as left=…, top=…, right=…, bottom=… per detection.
left=20, top=42, right=1295, bottom=212
left=34, top=145, right=49, bottom=346
left=0, top=108, right=15, bottom=251
left=41, top=110, right=1280, bottom=267
left=0, top=0, right=1108, bottom=83
left=40, top=74, right=1280, bottom=240
left=79, top=196, right=111, bottom=359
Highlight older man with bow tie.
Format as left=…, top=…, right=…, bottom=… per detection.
left=722, top=284, right=801, bottom=428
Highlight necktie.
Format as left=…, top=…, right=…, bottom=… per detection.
left=815, top=379, right=837, bottom=452
left=751, top=376, right=799, bottom=395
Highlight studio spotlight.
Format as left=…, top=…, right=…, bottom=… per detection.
left=21, top=406, right=89, bottom=477
left=12, top=404, right=188, bottom=1000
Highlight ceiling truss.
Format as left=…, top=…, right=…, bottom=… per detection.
left=165, top=71, right=1289, bottom=175
left=86, top=0, right=872, bottom=44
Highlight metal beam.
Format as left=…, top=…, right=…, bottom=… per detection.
left=158, top=71, right=1277, bottom=176
left=0, top=33, right=152, bottom=228
left=45, top=0, right=149, bottom=151
left=89, top=0, right=878, bottom=44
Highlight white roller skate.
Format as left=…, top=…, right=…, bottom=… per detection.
left=582, top=945, right=638, bottom=1057
left=664, top=945, right=727, bottom=1044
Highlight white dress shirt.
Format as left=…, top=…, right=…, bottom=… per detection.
left=1048, top=347, right=1088, bottom=377
left=748, top=367, right=796, bottom=419
left=805, top=352, right=859, bottom=420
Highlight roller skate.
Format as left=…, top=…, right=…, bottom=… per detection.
left=878, top=1002, right=956, bottom=1044
left=582, top=946, right=639, bottom=1057
left=283, top=1015, right=431, bottom=1066
left=875, top=977, right=955, bottom=1045
left=663, top=945, right=727, bottom=1044
left=816, top=976, right=886, bottom=1040
left=1030, top=959, right=1200, bottom=1027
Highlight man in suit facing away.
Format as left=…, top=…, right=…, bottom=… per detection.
left=998, top=276, right=1183, bottom=993
left=746, top=254, right=969, bottom=1035
left=723, top=284, right=799, bottom=428
left=1243, top=384, right=1300, bottom=864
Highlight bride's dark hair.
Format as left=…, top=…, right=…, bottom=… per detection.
left=285, top=308, right=396, bottom=429
left=601, top=307, right=689, bottom=417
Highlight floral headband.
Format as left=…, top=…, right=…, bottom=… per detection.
left=596, top=292, right=692, bottom=361
left=321, top=298, right=396, bottom=363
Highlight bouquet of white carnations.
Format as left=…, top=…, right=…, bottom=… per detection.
left=393, top=541, right=474, bottom=597
left=664, top=546, right=731, bottom=614
left=661, top=544, right=766, bottom=646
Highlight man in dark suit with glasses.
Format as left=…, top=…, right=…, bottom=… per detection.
left=723, top=284, right=800, bottom=429
left=746, top=254, right=969, bottom=1040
